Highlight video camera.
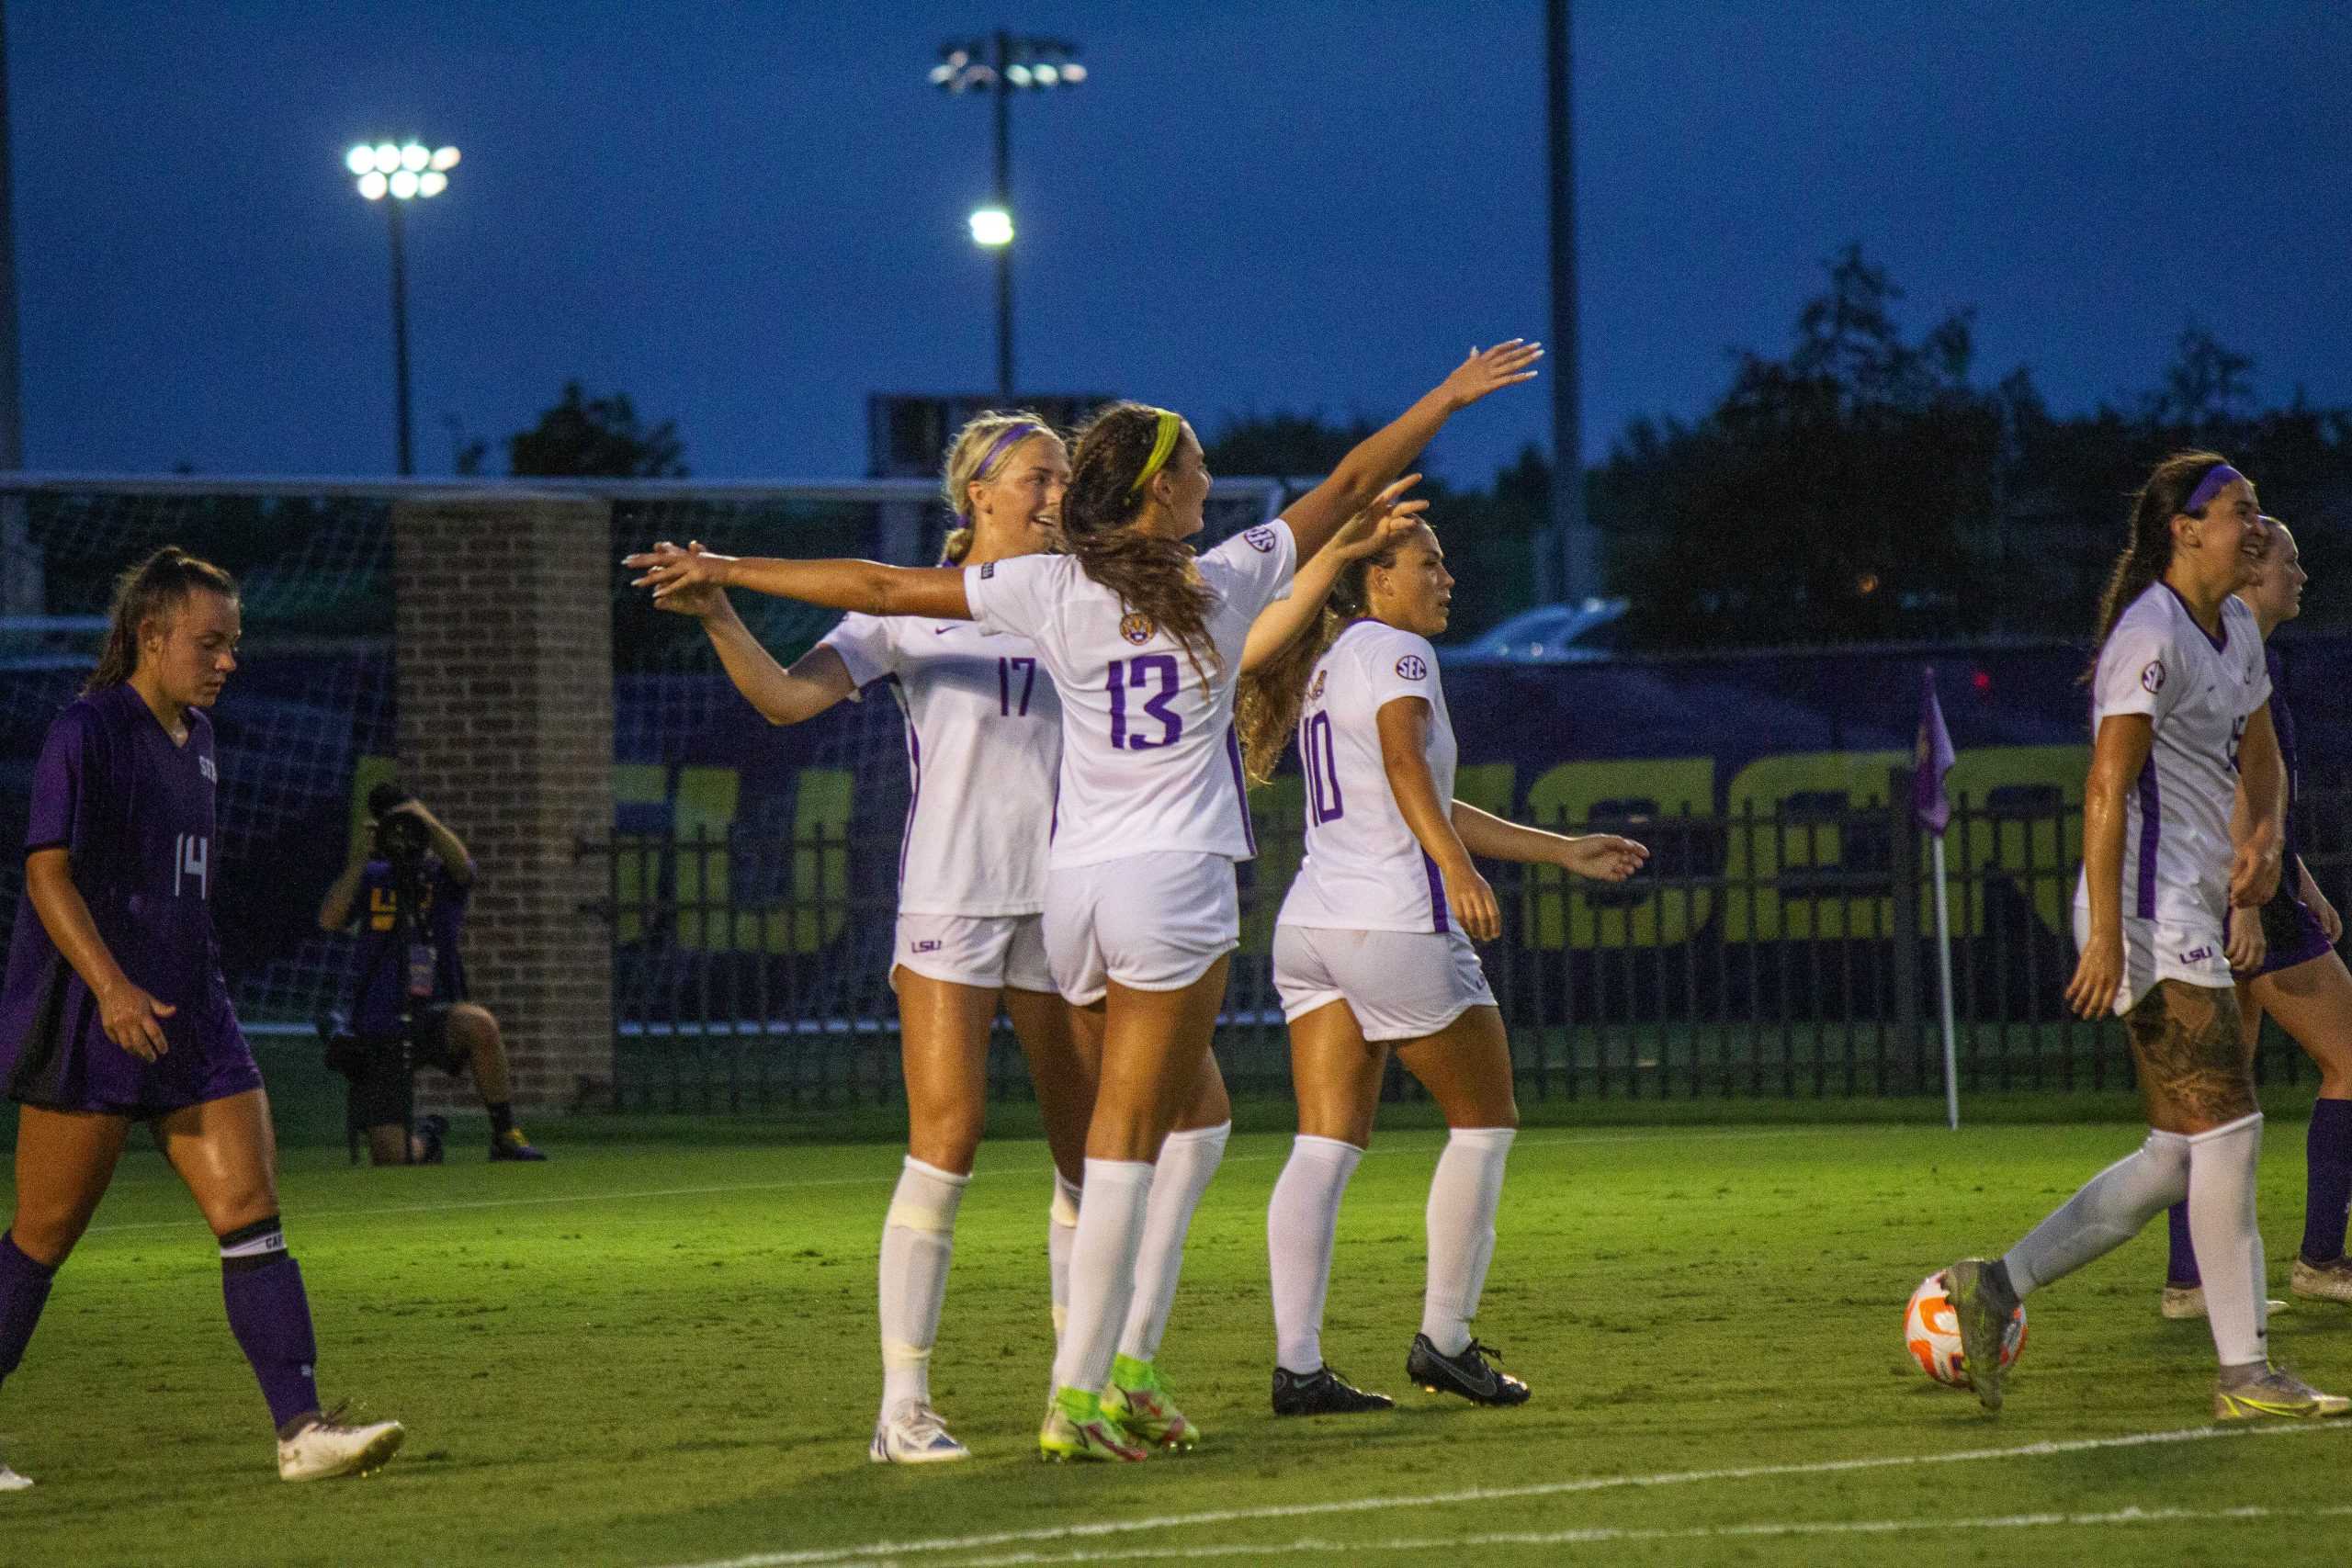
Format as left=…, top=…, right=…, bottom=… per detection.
left=368, top=782, right=430, bottom=866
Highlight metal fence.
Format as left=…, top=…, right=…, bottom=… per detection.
left=584, top=776, right=2352, bottom=1112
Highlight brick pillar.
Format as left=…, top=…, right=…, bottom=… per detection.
left=393, top=493, right=612, bottom=1115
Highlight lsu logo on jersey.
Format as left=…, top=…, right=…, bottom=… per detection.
left=198, top=754, right=217, bottom=783
left=1308, top=670, right=1327, bottom=701
left=1242, top=525, right=1277, bottom=553
left=2177, top=943, right=2216, bottom=965
left=368, top=882, right=435, bottom=933
left=2141, top=659, right=2165, bottom=694
left=1396, top=654, right=1429, bottom=682
left=1119, top=612, right=1155, bottom=646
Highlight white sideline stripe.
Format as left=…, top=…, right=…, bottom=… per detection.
left=77, top=1125, right=1813, bottom=1236
left=856, top=1501, right=2352, bottom=1566
left=650, top=1421, right=2352, bottom=1568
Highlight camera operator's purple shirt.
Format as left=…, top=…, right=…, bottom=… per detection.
left=0, top=683, right=258, bottom=1113
left=345, top=856, right=471, bottom=1036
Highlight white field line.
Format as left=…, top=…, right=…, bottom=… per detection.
left=74, top=1124, right=1816, bottom=1236
left=854, top=1500, right=2352, bottom=1566
left=651, top=1421, right=2352, bottom=1568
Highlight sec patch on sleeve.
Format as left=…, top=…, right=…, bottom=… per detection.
left=1396, top=654, right=1429, bottom=681
left=2141, top=659, right=2165, bottom=694
left=1243, top=525, right=1277, bottom=552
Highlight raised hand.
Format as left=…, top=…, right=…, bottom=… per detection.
left=1560, top=833, right=1649, bottom=883
left=1439, top=339, right=1544, bottom=411
left=625, top=540, right=739, bottom=607
left=1329, top=476, right=1431, bottom=563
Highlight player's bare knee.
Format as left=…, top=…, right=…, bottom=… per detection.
left=908, top=1109, right=986, bottom=1173
left=8, top=1205, right=88, bottom=1268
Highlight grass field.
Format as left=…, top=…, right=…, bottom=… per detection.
left=5, top=1098, right=2352, bottom=1567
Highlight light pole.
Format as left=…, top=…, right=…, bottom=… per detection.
left=346, top=141, right=458, bottom=476
left=931, top=34, right=1083, bottom=401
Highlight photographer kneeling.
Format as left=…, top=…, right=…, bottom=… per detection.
left=318, top=784, right=547, bottom=1164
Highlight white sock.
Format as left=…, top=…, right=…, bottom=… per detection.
left=1117, top=1122, right=1231, bottom=1367
left=1047, top=1168, right=1081, bottom=1345
left=1051, top=1158, right=1154, bottom=1395
left=1268, top=1134, right=1363, bottom=1374
left=877, top=1156, right=969, bottom=1416
left=1421, top=1127, right=1515, bottom=1357
left=2002, top=1128, right=2190, bottom=1295
left=2187, top=1112, right=2268, bottom=1367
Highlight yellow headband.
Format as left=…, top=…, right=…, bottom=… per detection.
left=1129, top=410, right=1182, bottom=494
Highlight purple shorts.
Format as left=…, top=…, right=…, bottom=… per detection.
left=4, top=970, right=263, bottom=1119
left=2253, top=894, right=2337, bottom=979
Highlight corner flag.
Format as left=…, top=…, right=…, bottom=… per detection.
left=1914, top=667, right=1955, bottom=835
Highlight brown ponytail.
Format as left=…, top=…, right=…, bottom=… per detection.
left=84, top=546, right=238, bottom=694
left=1063, top=402, right=1219, bottom=685
left=2083, top=450, right=2233, bottom=681
left=1234, top=529, right=1417, bottom=784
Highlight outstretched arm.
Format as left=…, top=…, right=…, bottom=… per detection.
left=627, top=542, right=972, bottom=621
left=1239, top=479, right=1428, bottom=675
left=1280, top=341, right=1541, bottom=560
left=1453, top=802, right=1648, bottom=880
left=642, top=545, right=861, bottom=725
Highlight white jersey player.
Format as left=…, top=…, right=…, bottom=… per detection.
left=2069, top=582, right=2266, bottom=980
left=633, top=413, right=1097, bottom=1465
left=1245, top=523, right=1645, bottom=1416
left=1943, top=454, right=2347, bottom=1422
left=630, top=340, right=1550, bottom=1461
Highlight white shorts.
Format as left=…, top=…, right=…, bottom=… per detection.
left=892, top=911, right=1056, bottom=994
left=1272, top=924, right=1498, bottom=1043
left=2071, top=904, right=2231, bottom=1016
left=1044, top=852, right=1239, bottom=1006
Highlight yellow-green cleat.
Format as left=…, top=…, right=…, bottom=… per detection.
left=1037, top=1386, right=1148, bottom=1463
left=2213, top=1366, right=2351, bottom=1421
left=1104, top=1354, right=1199, bottom=1452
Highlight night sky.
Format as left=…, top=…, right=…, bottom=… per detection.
left=12, top=1, right=2351, bottom=486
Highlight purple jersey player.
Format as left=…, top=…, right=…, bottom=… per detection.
left=2165, top=519, right=2352, bottom=1312
left=0, top=547, right=403, bottom=1491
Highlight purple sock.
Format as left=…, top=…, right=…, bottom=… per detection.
left=2301, top=1099, right=2352, bottom=1266
left=2165, top=1199, right=2199, bottom=1287
left=0, top=1232, right=58, bottom=1389
left=221, top=1241, right=320, bottom=1431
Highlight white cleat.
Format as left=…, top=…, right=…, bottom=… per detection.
left=277, top=1415, right=405, bottom=1481
left=0, top=1463, right=29, bottom=1493
left=2291, top=1256, right=2352, bottom=1304
left=869, top=1401, right=970, bottom=1464
left=2158, top=1284, right=2287, bottom=1320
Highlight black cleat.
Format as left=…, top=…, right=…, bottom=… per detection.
left=1272, top=1363, right=1396, bottom=1416
left=1407, top=1334, right=1530, bottom=1405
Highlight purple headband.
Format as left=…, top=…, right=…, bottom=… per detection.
left=957, top=422, right=1045, bottom=519
left=2183, top=462, right=2244, bottom=515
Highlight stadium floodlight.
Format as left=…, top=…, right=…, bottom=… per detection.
left=345, top=140, right=461, bottom=476
left=930, top=31, right=1084, bottom=399
left=968, top=207, right=1013, bottom=247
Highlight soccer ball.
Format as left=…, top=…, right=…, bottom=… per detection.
left=1904, top=1269, right=2026, bottom=1390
